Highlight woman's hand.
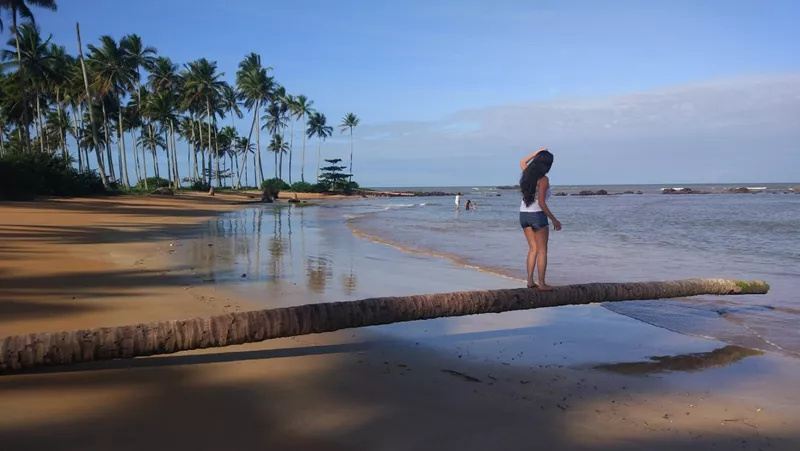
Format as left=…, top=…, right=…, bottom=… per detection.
left=520, top=148, right=550, bottom=170
left=552, top=219, right=562, bottom=231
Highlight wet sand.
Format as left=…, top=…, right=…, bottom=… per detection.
left=1, top=197, right=799, bottom=450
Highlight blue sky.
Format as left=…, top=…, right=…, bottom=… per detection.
left=31, top=0, right=800, bottom=186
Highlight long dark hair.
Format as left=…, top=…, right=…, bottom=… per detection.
left=520, top=151, right=554, bottom=207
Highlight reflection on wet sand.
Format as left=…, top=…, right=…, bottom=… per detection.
left=593, top=345, right=764, bottom=375
left=182, top=204, right=366, bottom=302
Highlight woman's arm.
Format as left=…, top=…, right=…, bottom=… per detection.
left=520, top=147, right=549, bottom=171
left=537, top=176, right=562, bottom=230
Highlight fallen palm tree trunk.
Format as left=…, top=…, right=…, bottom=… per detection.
left=0, top=278, right=768, bottom=372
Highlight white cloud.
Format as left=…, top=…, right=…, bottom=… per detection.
left=326, top=75, right=800, bottom=186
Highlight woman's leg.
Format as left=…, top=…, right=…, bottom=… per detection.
left=534, top=227, right=551, bottom=290
left=523, top=227, right=537, bottom=288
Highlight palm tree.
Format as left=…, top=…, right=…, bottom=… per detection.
left=285, top=94, right=298, bottom=184
left=293, top=94, right=313, bottom=182
left=267, top=133, right=289, bottom=179
left=307, top=112, right=332, bottom=181
left=87, top=35, right=134, bottom=188
left=0, top=0, right=57, bottom=149
left=130, top=85, right=160, bottom=180
left=184, top=58, right=224, bottom=187
left=220, top=82, right=242, bottom=185
left=273, top=84, right=290, bottom=179
left=147, top=56, right=182, bottom=187
left=46, top=43, right=71, bottom=159
left=262, top=102, right=285, bottom=179
left=1, top=23, right=54, bottom=153
left=120, top=33, right=156, bottom=187
left=121, top=103, right=142, bottom=184
left=234, top=135, right=255, bottom=186
left=74, top=22, right=109, bottom=187
left=0, top=279, right=770, bottom=371
left=137, top=121, right=166, bottom=179
left=148, top=89, right=180, bottom=188
left=235, top=53, right=272, bottom=187
left=339, top=112, right=360, bottom=183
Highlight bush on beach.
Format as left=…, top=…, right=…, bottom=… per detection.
left=0, top=151, right=109, bottom=201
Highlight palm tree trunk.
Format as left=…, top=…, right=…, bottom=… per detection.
left=56, top=91, right=67, bottom=160
left=236, top=107, right=258, bottom=189
left=170, top=122, right=179, bottom=189
left=163, top=127, right=172, bottom=188
left=255, top=100, right=263, bottom=186
left=12, top=14, right=31, bottom=152
left=117, top=107, right=131, bottom=188
left=349, top=127, right=354, bottom=183
left=279, top=125, right=286, bottom=180
left=212, top=121, right=221, bottom=188
left=300, top=113, right=306, bottom=182
left=148, top=123, right=158, bottom=179
left=190, top=117, right=198, bottom=182
left=0, top=279, right=769, bottom=372
left=233, top=151, right=240, bottom=187
left=288, top=118, right=294, bottom=184
left=73, top=104, right=84, bottom=172
left=139, top=130, right=148, bottom=190
left=35, top=93, right=45, bottom=153
left=131, top=130, right=141, bottom=184
left=100, top=101, right=116, bottom=181
left=316, top=138, right=322, bottom=181
left=75, top=23, right=109, bottom=188
left=206, top=98, right=214, bottom=186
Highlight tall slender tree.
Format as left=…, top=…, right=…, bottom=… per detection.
left=306, top=112, right=332, bottom=181
left=120, top=33, right=156, bottom=189
left=74, top=22, right=109, bottom=187
left=87, top=35, right=134, bottom=188
left=235, top=53, right=272, bottom=186
left=339, top=112, right=360, bottom=183
left=1, top=0, right=57, bottom=150
left=262, top=102, right=285, bottom=179
left=183, top=58, right=224, bottom=187
left=293, top=94, right=313, bottom=182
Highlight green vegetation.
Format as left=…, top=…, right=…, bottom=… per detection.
left=260, top=177, right=289, bottom=191
left=318, top=158, right=352, bottom=192
left=0, top=151, right=106, bottom=200
left=0, top=1, right=362, bottom=200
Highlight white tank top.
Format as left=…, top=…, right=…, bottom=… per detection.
left=520, top=187, right=551, bottom=212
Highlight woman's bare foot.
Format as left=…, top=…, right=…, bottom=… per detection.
left=527, top=281, right=537, bottom=289
left=537, top=284, right=554, bottom=291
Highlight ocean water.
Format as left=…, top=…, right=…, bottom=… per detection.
left=345, top=184, right=800, bottom=356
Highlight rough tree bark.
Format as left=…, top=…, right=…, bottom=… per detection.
left=0, top=279, right=768, bottom=372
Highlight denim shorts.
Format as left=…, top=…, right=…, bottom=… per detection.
left=520, top=211, right=549, bottom=231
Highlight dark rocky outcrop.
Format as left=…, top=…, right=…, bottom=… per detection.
left=554, top=192, right=568, bottom=197
left=574, top=190, right=609, bottom=196
left=261, top=186, right=279, bottom=203
left=662, top=188, right=708, bottom=195
left=727, top=187, right=753, bottom=194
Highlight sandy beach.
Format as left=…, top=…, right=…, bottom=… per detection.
left=1, top=194, right=799, bottom=451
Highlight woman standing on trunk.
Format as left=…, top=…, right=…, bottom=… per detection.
left=519, top=148, right=561, bottom=290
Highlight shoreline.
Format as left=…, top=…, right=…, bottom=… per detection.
left=1, top=195, right=799, bottom=449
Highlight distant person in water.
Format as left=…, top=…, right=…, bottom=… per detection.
left=471, top=201, right=477, bottom=210
left=455, top=192, right=462, bottom=210
left=465, top=199, right=472, bottom=210
left=519, top=148, right=561, bottom=290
